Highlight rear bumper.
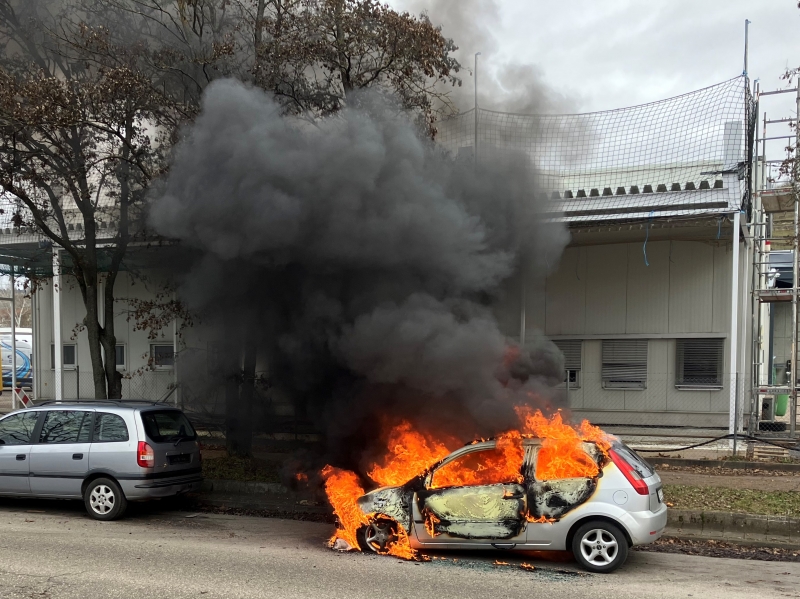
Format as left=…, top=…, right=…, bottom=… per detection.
left=625, top=504, right=668, bottom=545
left=123, top=475, right=203, bottom=500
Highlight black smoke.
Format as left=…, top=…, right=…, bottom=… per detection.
left=149, top=80, right=570, bottom=466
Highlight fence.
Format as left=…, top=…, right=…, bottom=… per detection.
left=438, top=76, right=756, bottom=222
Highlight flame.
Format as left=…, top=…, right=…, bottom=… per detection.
left=424, top=511, right=441, bottom=537
left=526, top=514, right=556, bottom=524
left=386, top=524, right=415, bottom=560
left=516, top=407, right=612, bottom=481
left=430, top=430, right=524, bottom=489
left=295, top=472, right=308, bottom=483
left=322, top=407, right=613, bottom=560
left=367, top=421, right=453, bottom=487
left=321, top=466, right=368, bottom=550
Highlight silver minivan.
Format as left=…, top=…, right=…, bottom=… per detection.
left=0, top=401, right=202, bottom=520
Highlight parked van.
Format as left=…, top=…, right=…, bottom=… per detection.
left=0, top=401, right=202, bottom=520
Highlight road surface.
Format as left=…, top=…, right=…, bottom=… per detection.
left=0, top=498, right=797, bottom=599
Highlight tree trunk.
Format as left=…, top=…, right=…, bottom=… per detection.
left=82, top=278, right=107, bottom=399
left=236, top=329, right=257, bottom=457
left=223, top=319, right=257, bottom=457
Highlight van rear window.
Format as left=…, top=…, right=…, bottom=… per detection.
left=141, top=411, right=196, bottom=443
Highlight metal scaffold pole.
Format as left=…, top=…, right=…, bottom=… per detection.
left=793, top=83, right=800, bottom=436
left=749, top=83, right=800, bottom=440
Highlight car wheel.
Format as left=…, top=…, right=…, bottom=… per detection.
left=357, top=519, right=398, bottom=553
left=571, top=521, right=629, bottom=573
left=84, top=478, right=127, bottom=521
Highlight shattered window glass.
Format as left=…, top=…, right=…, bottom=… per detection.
left=430, top=447, right=523, bottom=489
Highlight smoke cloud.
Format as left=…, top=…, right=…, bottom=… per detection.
left=393, top=0, right=576, bottom=114
left=150, top=80, right=570, bottom=465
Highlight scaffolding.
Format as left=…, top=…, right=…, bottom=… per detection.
left=749, top=82, right=800, bottom=439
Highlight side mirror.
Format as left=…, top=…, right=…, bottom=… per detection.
left=0, top=439, right=5, bottom=445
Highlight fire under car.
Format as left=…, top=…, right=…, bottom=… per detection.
left=354, top=437, right=666, bottom=573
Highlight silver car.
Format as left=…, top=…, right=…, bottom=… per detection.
left=355, top=438, right=666, bottom=572
left=0, top=401, right=202, bottom=520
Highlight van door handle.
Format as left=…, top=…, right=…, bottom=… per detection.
left=15, top=454, right=25, bottom=461
left=72, top=454, right=83, bottom=460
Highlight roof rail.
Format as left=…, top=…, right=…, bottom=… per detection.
left=35, top=399, right=161, bottom=407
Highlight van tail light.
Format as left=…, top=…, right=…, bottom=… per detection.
left=609, top=449, right=649, bottom=495
left=137, top=441, right=155, bottom=468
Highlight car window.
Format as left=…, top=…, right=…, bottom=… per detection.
left=430, top=447, right=522, bottom=489
left=613, top=442, right=654, bottom=478
left=141, top=410, right=196, bottom=443
left=0, top=412, right=39, bottom=445
left=39, top=411, right=92, bottom=444
left=94, top=413, right=129, bottom=442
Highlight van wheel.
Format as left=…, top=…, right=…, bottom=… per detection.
left=571, top=520, right=628, bottom=573
left=84, top=478, right=127, bottom=521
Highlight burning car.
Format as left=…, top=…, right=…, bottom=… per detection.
left=344, top=433, right=666, bottom=573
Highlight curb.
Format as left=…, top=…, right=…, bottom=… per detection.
left=667, top=509, right=799, bottom=545
left=646, top=457, right=800, bottom=472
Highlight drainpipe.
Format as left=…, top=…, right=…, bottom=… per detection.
left=52, top=248, right=62, bottom=403
left=729, top=211, right=741, bottom=435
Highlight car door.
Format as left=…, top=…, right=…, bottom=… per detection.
left=413, top=444, right=527, bottom=546
left=525, top=443, right=601, bottom=546
left=0, top=411, right=40, bottom=495
left=29, top=410, right=93, bottom=497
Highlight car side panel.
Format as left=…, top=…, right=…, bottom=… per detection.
left=29, top=441, right=92, bottom=498
left=88, top=411, right=142, bottom=497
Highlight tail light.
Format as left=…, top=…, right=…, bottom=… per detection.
left=137, top=441, right=155, bottom=468
left=609, top=449, right=649, bottom=495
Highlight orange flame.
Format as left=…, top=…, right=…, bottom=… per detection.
left=367, top=421, right=453, bottom=487
left=322, top=406, right=613, bottom=560
left=321, top=466, right=367, bottom=550
left=516, top=407, right=612, bottom=480
left=526, top=514, right=556, bottom=524
left=430, top=430, right=524, bottom=489
left=424, top=511, right=441, bottom=537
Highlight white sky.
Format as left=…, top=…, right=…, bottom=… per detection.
left=392, top=0, right=798, bottom=111
left=391, top=0, right=799, bottom=168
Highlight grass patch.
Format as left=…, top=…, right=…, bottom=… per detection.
left=664, top=484, right=800, bottom=517
left=202, top=455, right=282, bottom=483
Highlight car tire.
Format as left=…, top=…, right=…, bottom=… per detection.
left=84, top=477, right=127, bottom=521
left=357, top=518, right=397, bottom=553
left=571, top=520, right=629, bottom=573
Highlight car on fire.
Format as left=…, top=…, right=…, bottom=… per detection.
left=354, top=437, right=665, bottom=573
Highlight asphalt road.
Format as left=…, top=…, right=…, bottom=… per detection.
left=0, top=498, right=797, bottom=599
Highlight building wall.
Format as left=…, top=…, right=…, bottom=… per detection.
left=494, top=239, right=743, bottom=427
left=33, top=271, right=177, bottom=401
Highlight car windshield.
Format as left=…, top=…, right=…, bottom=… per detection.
left=141, top=410, right=197, bottom=443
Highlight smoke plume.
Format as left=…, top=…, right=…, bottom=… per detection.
left=150, top=80, right=569, bottom=465
left=393, top=0, right=576, bottom=114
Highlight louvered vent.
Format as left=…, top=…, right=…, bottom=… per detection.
left=676, top=338, right=724, bottom=388
left=602, top=340, right=648, bottom=389
left=553, top=340, right=582, bottom=371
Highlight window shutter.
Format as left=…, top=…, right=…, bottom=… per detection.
left=676, top=338, right=724, bottom=387
left=553, top=340, right=582, bottom=371
left=602, top=340, right=648, bottom=387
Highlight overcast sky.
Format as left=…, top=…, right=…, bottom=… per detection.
left=391, top=0, right=798, bottom=113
